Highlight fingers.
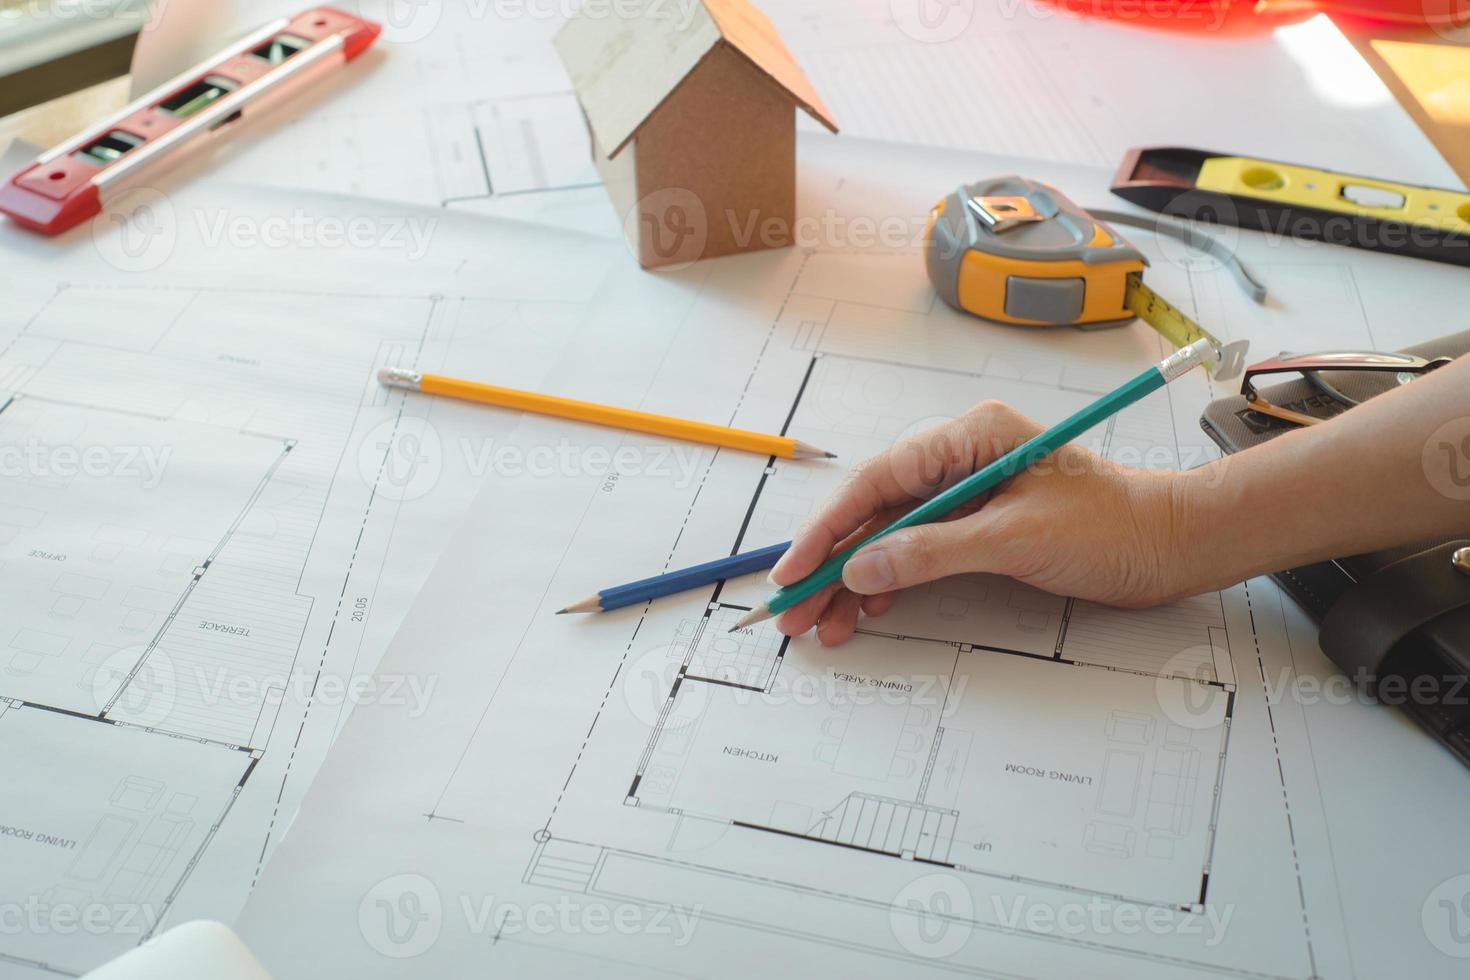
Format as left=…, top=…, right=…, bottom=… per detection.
left=775, top=512, right=987, bottom=642
left=816, top=589, right=864, bottom=646
left=769, top=403, right=1044, bottom=645
left=773, top=582, right=842, bottom=637
left=772, top=509, right=909, bottom=638
left=775, top=584, right=898, bottom=642
left=861, top=591, right=897, bottom=618
left=778, top=585, right=889, bottom=646
left=770, top=472, right=885, bottom=586
left=842, top=518, right=996, bottom=596
left=772, top=404, right=1040, bottom=587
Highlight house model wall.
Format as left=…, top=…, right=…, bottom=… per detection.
left=554, top=0, right=839, bottom=269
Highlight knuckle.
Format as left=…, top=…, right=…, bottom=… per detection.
left=969, top=399, right=1006, bottom=419
left=968, top=399, right=1016, bottom=425
left=851, top=450, right=876, bottom=473
left=851, top=451, right=888, bottom=486
left=966, top=399, right=1036, bottom=437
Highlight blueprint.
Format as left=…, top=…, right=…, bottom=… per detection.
left=234, top=136, right=1470, bottom=980
left=2, top=1, right=1465, bottom=974
left=0, top=186, right=628, bottom=977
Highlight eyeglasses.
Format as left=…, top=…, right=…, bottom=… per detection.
left=1241, top=351, right=1452, bottom=428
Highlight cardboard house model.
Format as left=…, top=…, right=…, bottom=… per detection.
left=554, top=0, right=838, bottom=269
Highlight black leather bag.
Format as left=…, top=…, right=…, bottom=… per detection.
left=1200, top=331, right=1470, bottom=767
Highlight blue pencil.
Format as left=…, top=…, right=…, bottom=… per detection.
left=558, top=541, right=791, bottom=614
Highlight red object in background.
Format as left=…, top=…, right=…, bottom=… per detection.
left=0, top=7, right=380, bottom=235
left=1038, top=0, right=1306, bottom=36
left=1317, top=0, right=1470, bottom=27
left=1046, top=0, right=1468, bottom=31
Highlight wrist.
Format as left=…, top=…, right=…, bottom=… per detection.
left=1159, top=463, right=1233, bottom=600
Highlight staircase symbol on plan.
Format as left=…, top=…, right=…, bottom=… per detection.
left=808, top=793, right=957, bottom=864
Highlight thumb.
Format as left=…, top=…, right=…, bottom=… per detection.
left=841, top=520, right=994, bottom=595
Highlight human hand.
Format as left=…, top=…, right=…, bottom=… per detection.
left=768, top=401, right=1202, bottom=645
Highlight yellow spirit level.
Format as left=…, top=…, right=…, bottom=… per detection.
left=924, top=175, right=1250, bottom=379
left=1112, top=146, right=1470, bottom=267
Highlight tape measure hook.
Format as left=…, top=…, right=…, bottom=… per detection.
left=1210, top=340, right=1250, bottom=381
left=965, top=194, right=1046, bottom=234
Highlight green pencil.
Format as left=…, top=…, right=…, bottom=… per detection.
left=731, top=340, right=1213, bottom=631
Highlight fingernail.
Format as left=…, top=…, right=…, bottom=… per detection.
left=844, top=549, right=895, bottom=594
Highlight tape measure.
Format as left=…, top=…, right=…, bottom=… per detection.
left=924, top=176, right=1249, bottom=380
left=1121, top=271, right=1233, bottom=360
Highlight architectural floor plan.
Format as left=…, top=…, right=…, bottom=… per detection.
left=235, top=140, right=1470, bottom=979
left=2, top=1, right=1464, bottom=974
left=488, top=248, right=1288, bottom=978
left=622, top=353, right=1235, bottom=914
left=0, top=194, right=624, bottom=977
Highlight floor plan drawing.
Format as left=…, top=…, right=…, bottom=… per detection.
left=4, top=129, right=1460, bottom=978
left=209, top=88, right=601, bottom=212
left=0, top=397, right=293, bottom=729
left=0, top=704, right=257, bottom=975
left=233, top=139, right=1470, bottom=978
left=493, top=254, right=1275, bottom=977
left=185, top=3, right=591, bottom=209
left=623, top=351, right=1235, bottom=913
left=625, top=599, right=1232, bottom=911
left=0, top=201, right=624, bottom=978
left=0, top=389, right=292, bottom=972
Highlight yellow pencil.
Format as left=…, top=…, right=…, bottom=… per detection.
left=377, top=368, right=835, bottom=460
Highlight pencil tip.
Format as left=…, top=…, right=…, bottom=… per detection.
left=792, top=440, right=836, bottom=460
left=730, top=604, right=774, bottom=632
left=555, top=609, right=569, bottom=615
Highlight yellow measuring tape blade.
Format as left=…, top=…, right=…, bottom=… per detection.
left=1122, top=272, right=1247, bottom=380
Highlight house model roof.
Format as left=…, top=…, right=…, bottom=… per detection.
left=553, top=0, right=839, bottom=160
